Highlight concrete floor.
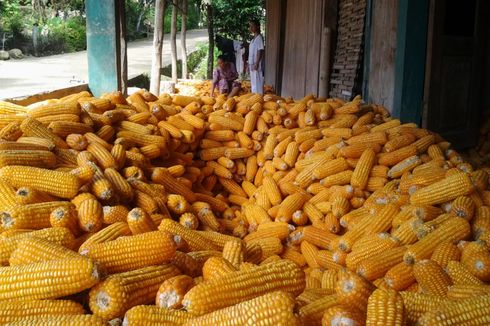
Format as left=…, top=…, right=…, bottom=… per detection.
left=0, top=29, right=207, bottom=100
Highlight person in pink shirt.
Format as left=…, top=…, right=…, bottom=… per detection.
left=210, top=55, right=241, bottom=98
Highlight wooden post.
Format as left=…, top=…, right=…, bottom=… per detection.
left=181, top=0, right=188, bottom=79
left=86, top=0, right=127, bottom=97
left=150, top=0, right=166, bottom=95
left=116, top=0, right=128, bottom=95
left=318, top=27, right=332, bottom=98
left=171, top=0, right=178, bottom=83
left=206, top=2, right=214, bottom=79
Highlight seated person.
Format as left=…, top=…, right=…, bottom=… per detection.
left=210, top=55, right=241, bottom=98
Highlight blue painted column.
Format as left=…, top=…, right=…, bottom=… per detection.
left=86, top=0, right=126, bottom=96
left=392, top=0, right=429, bottom=124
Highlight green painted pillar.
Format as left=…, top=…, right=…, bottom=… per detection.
left=86, top=0, right=126, bottom=96
left=392, top=0, right=429, bottom=124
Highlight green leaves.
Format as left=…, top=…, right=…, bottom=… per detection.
left=211, top=0, right=264, bottom=41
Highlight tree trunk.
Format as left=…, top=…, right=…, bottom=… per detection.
left=206, top=3, right=214, bottom=79
left=150, top=0, right=166, bottom=95
left=136, top=11, right=144, bottom=32
left=180, top=0, right=188, bottom=79
left=170, top=0, right=178, bottom=83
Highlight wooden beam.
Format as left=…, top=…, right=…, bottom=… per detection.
left=392, top=0, right=429, bottom=123
left=86, top=0, right=127, bottom=97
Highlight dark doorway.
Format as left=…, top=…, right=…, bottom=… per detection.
left=424, top=0, right=489, bottom=149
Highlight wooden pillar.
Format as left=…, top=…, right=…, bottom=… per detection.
left=392, top=0, right=429, bottom=123
left=86, top=0, right=127, bottom=97
left=318, top=27, right=332, bottom=98
left=265, top=0, right=286, bottom=94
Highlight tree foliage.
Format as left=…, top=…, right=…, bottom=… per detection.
left=212, top=0, right=265, bottom=41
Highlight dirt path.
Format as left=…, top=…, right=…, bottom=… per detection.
left=0, top=29, right=208, bottom=100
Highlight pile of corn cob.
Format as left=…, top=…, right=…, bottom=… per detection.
left=175, top=79, right=274, bottom=97
left=0, top=90, right=489, bottom=326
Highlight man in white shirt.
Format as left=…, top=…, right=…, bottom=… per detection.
left=248, top=20, right=264, bottom=94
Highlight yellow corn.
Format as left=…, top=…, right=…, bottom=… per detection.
left=182, top=259, right=305, bottom=315
left=400, top=291, right=450, bottom=324
left=431, top=241, right=461, bottom=268
left=0, top=257, right=99, bottom=300
left=366, top=289, right=405, bottom=326
left=1, top=201, right=73, bottom=231
left=78, top=221, right=131, bottom=254
left=83, top=230, right=176, bottom=273
left=413, top=259, right=452, bottom=296
left=89, top=264, right=180, bottom=320
left=410, top=173, right=474, bottom=206
left=0, top=166, right=80, bottom=199
left=418, top=295, right=490, bottom=326
left=156, top=274, right=195, bottom=309
left=404, top=217, right=470, bottom=264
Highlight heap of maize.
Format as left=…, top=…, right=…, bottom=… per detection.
left=0, top=89, right=488, bottom=325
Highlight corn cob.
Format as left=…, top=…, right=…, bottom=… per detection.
left=123, top=305, right=192, bottom=325
left=451, top=195, right=476, bottom=220
left=366, top=289, right=405, bottom=326
left=4, top=314, right=107, bottom=325
left=399, top=291, right=450, bottom=325
left=9, top=236, right=80, bottom=265
left=158, top=218, right=220, bottom=251
left=202, top=256, right=238, bottom=280
left=0, top=257, right=99, bottom=300
left=49, top=204, right=79, bottom=235
left=0, top=101, right=29, bottom=114
left=410, top=173, right=474, bottom=206
left=182, top=260, right=305, bottom=315
left=357, top=246, right=406, bottom=281
left=384, top=262, right=415, bottom=291
left=20, top=117, right=69, bottom=149
left=1, top=201, right=73, bottom=230
left=447, top=284, right=490, bottom=299
left=183, top=291, right=298, bottom=326
left=0, top=299, right=84, bottom=323
left=322, top=305, right=365, bottom=326
left=418, top=295, right=490, bottom=326
left=152, top=168, right=197, bottom=202
left=446, top=260, right=483, bottom=285
left=430, top=241, right=461, bottom=268
left=78, top=221, right=131, bottom=254
left=127, top=207, right=157, bottom=234
left=83, top=230, right=176, bottom=273
left=276, top=192, right=308, bottom=222
left=461, top=250, right=490, bottom=282
left=155, top=274, right=195, bottom=310
left=0, top=166, right=80, bottom=199
left=299, top=294, right=338, bottom=326
left=89, top=264, right=180, bottom=320
left=404, top=217, right=470, bottom=264
left=413, top=259, right=452, bottom=297
left=102, top=205, right=130, bottom=224
left=335, top=269, right=374, bottom=313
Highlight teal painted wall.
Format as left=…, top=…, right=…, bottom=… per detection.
left=86, top=0, right=119, bottom=96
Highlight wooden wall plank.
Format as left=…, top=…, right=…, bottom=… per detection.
left=305, top=0, right=324, bottom=96
left=367, top=0, right=398, bottom=111
left=281, top=0, right=323, bottom=98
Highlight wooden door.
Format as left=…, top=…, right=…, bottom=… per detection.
left=280, top=0, right=324, bottom=98
left=425, top=0, right=489, bottom=148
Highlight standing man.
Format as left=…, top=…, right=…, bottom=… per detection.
left=248, top=20, right=264, bottom=94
